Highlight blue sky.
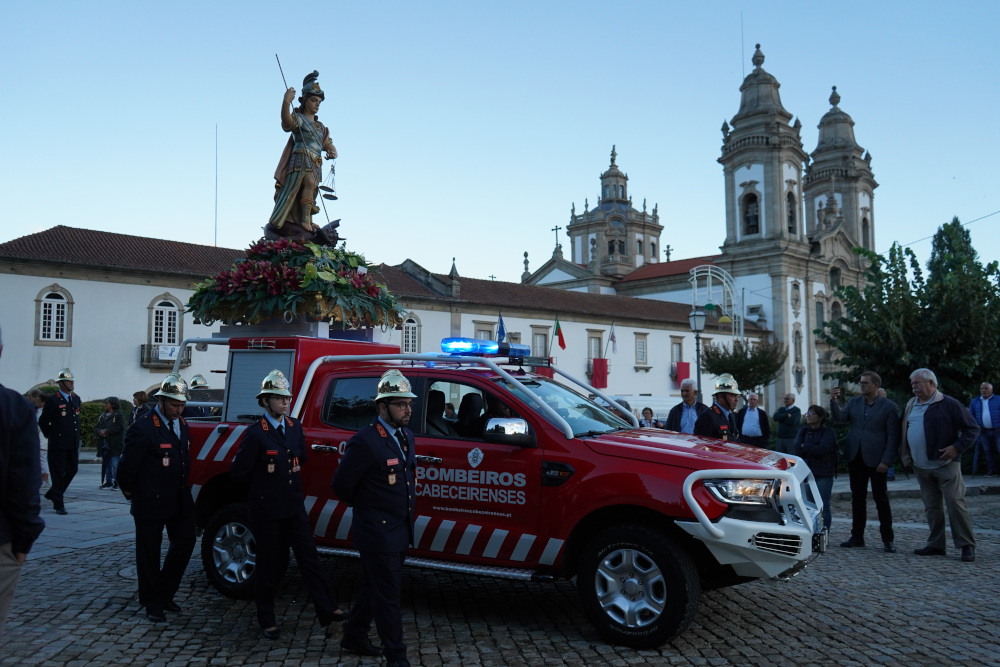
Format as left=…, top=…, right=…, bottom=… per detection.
left=2, top=1, right=997, bottom=282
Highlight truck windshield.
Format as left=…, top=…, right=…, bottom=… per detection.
left=495, top=377, right=630, bottom=437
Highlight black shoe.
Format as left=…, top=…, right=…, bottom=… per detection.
left=914, top=546, right=946, bottom=556
left=146, top=606, right=166, bottom=622
left=961, top=546, right=976, bottom=562
left=164, top=601, right=181, bottom=613
left=56, top=508, right=68, bottom=515
left=261, top=626, right=280, bottom=640
left=340, top=636, right=381, bottom=656
left=386, top=659, right=411, bottom=667
left=839, top=538, right=865, bottom=548
left=112, top=484, right=119, bottom=490
left=883, top=541, right=897, bottom=553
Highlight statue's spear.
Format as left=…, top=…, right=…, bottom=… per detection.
left=275, top=54, right=288, bottom=89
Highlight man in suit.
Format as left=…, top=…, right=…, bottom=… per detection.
left=231, top=370, right=343, bottom=639
left=333, top=369, right=416, bottom=667
left=665, top=379, right=708, bottom=434
left=0, top=324, right=45, bottom=638
left=117, top=373, right=196, bottom=623
left=694, top=374, right=742, bottom=442
left=37, top=368, right=81, bottom=515
left=737, top=393, right=771, bottom=448
left=830, top=371, right=900, bottom=553
left=969, top=381, right=1000, bottom=477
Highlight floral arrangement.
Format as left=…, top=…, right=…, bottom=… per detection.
left=186, top=238, right=403, bottom=328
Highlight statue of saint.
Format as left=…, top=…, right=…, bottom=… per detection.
left=265, top=70, right=339, bottom=243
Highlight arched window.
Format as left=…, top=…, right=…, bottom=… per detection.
left=603, top=185, right=609, bottom=199
left=651, top=242, right=656, bottom=258
left=153, top=300, right=180, bottom=345
left=815, top=301, right=825, bottom=328
left=861, top=218, right=871, bottom=250
left=831, top=302, right=843, bottom=323
left=35, top=285, right=73, bottom=345
left=617, top=240, right=626, bottom=255
left=830, top=267, right=842, bottom=290
left=786, top=192, right=796, bottom=234
left=35, top=285, right=74, bottom=345
left=402, top=317, right=419, bottom=354
left=742, top=194, right=760, bottom=235
left=636, top=239, right=643, bottom=256
left=608, top=240, right=616, bottom=255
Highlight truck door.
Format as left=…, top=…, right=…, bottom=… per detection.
left=300, top=374, right=380, bottom=547
left=410, top=377, right=543, bottom=568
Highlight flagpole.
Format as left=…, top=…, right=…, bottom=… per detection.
left=603, top=321, right=615, bottom=358
left=548, top=317, right=556, bottom=357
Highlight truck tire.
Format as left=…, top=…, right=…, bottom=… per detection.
left=201, top=502, right=288, bottom=599
left=577, top=524, right=701, bottom=648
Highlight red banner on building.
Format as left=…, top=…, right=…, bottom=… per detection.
left=675, top=361, right=690, bottom=385
left=591, top=358, right=609, bottom=388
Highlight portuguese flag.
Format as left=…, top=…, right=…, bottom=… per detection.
left=555, top=316, right=567, bottom=350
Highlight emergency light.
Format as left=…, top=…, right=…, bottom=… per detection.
left=440, top=337, right=531, bottom=358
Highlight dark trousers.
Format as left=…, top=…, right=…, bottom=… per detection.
left=134, top=511, right=196, bottom=611
left=848, top=453, right=894, bottom=542
left=344, top=551, right=407, bottom=661
left=47, top=448, right=78, bottom=510
left=252, top=510, right=339, bottom=629
left=740, top=435, right=768, bottom=448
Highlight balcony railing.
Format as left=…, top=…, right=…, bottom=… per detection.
left=140, top=344, right=192, bottom=369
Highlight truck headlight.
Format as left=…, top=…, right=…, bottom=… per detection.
left=703, top=479, right=777, bottom=506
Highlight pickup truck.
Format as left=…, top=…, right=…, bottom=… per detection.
left=184, top=333, right=825, bottom=648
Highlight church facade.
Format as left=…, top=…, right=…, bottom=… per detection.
left=525, top=45, right=877, bottom=406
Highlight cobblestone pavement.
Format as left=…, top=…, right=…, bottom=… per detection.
left=3, top=464, right=999, bottom=665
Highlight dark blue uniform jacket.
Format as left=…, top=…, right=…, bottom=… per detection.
left=332, top=421, right=416, bottom=553
left=0, top=384, right=45, bottom=554
left=118, top=411, right=194, bottom=521
left=38, top=391, right=81, bottom=450
left=230, top=416, right=308, bottom=522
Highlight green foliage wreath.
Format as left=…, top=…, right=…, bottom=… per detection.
left=186, top=238, right=403, bottom=328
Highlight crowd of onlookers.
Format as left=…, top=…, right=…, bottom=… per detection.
left=635, top=371, right=993, bottom=563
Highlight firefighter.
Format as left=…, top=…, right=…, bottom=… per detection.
left=118, top=373, right=196, bottom=623
left=38, top=368, right=81, bottom=515
left=694, top=373, right=743, bottom=442
left=333, top=369, right=417, bottom=667
left=230, top=370, right=343, bottom=639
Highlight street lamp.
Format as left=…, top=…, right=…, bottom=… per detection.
left=688, top=308, right=707, bottom=402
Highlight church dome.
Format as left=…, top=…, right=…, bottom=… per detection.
left=731, top=44, right=792, bottom=123
left=814, top=86, right=861, bottom=152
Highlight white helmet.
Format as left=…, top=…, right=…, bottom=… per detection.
left=375, top=370, right=416, bottom=401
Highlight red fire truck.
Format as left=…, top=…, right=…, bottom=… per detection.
left=184, top=333, right=825, bottom=648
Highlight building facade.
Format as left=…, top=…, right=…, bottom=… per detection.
left=524, top=45, right=877, bottom=408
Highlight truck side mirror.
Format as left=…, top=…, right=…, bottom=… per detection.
left=483, top=417, right=536, bottom=448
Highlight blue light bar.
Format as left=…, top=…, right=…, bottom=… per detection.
left=498, top=342, right=531, bottom=357
left=441, top=338, right=499, bottom=355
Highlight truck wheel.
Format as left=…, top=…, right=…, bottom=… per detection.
left=201, top=502, right=288, bottom=599
left=577, top=524, right=701, bottom=648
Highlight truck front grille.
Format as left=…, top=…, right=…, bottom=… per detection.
left=753, top=532, right=802, bottom=556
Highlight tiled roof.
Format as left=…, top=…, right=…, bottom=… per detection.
left=618, top=255, right=721, bottom=282
left=0, top=225, right=245, bottom=278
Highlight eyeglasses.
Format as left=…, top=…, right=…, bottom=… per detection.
left=388, top=401, right=413, bottom=411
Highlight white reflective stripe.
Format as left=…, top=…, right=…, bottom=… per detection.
left=303, top=495, right=317, bottom=514
left=456, top=525, right=481, bottom=556
left=430, top=520, right=456, bottom=552
left=510, top=534, right=536, bottom=562
left=213, top=425, right=247, bottom=461
left=196, top=426, right=225, bottom=460
left=314, top=499, right=338, bottom=537
left=191, top=484, right=202, bottom=502
left=335, top=507, right=353, bottom=540
left=483, top=529, right=509, bottom=558
left=538, top=538, right=564, bottom=566
left=413, top=515, right=431, bottom=547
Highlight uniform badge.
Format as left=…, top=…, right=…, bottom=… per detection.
left=468, top=447, right=484, bottom=468
left=160, top=443, right=172, bottom=467
left=266, top=450, right=278, bottom=474
left=376, top=423, right=388, bottom=438
left=388, top=473, right=397, bottom=485
left=267, top=463, right=275, bottom=473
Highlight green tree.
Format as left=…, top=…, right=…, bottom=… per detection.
left=818, top=217, right=1000, bottom=401
left=700, top=337, right=788, bottom=394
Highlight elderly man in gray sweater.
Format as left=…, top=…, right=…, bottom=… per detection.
left=830, top=371, right=900, bottom=553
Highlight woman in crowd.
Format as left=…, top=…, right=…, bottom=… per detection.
left=639, top=407, right=663, bottom=428
left=794, top=404, right=837, bottom=532
left=96, top=397, right=126, bottom=489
